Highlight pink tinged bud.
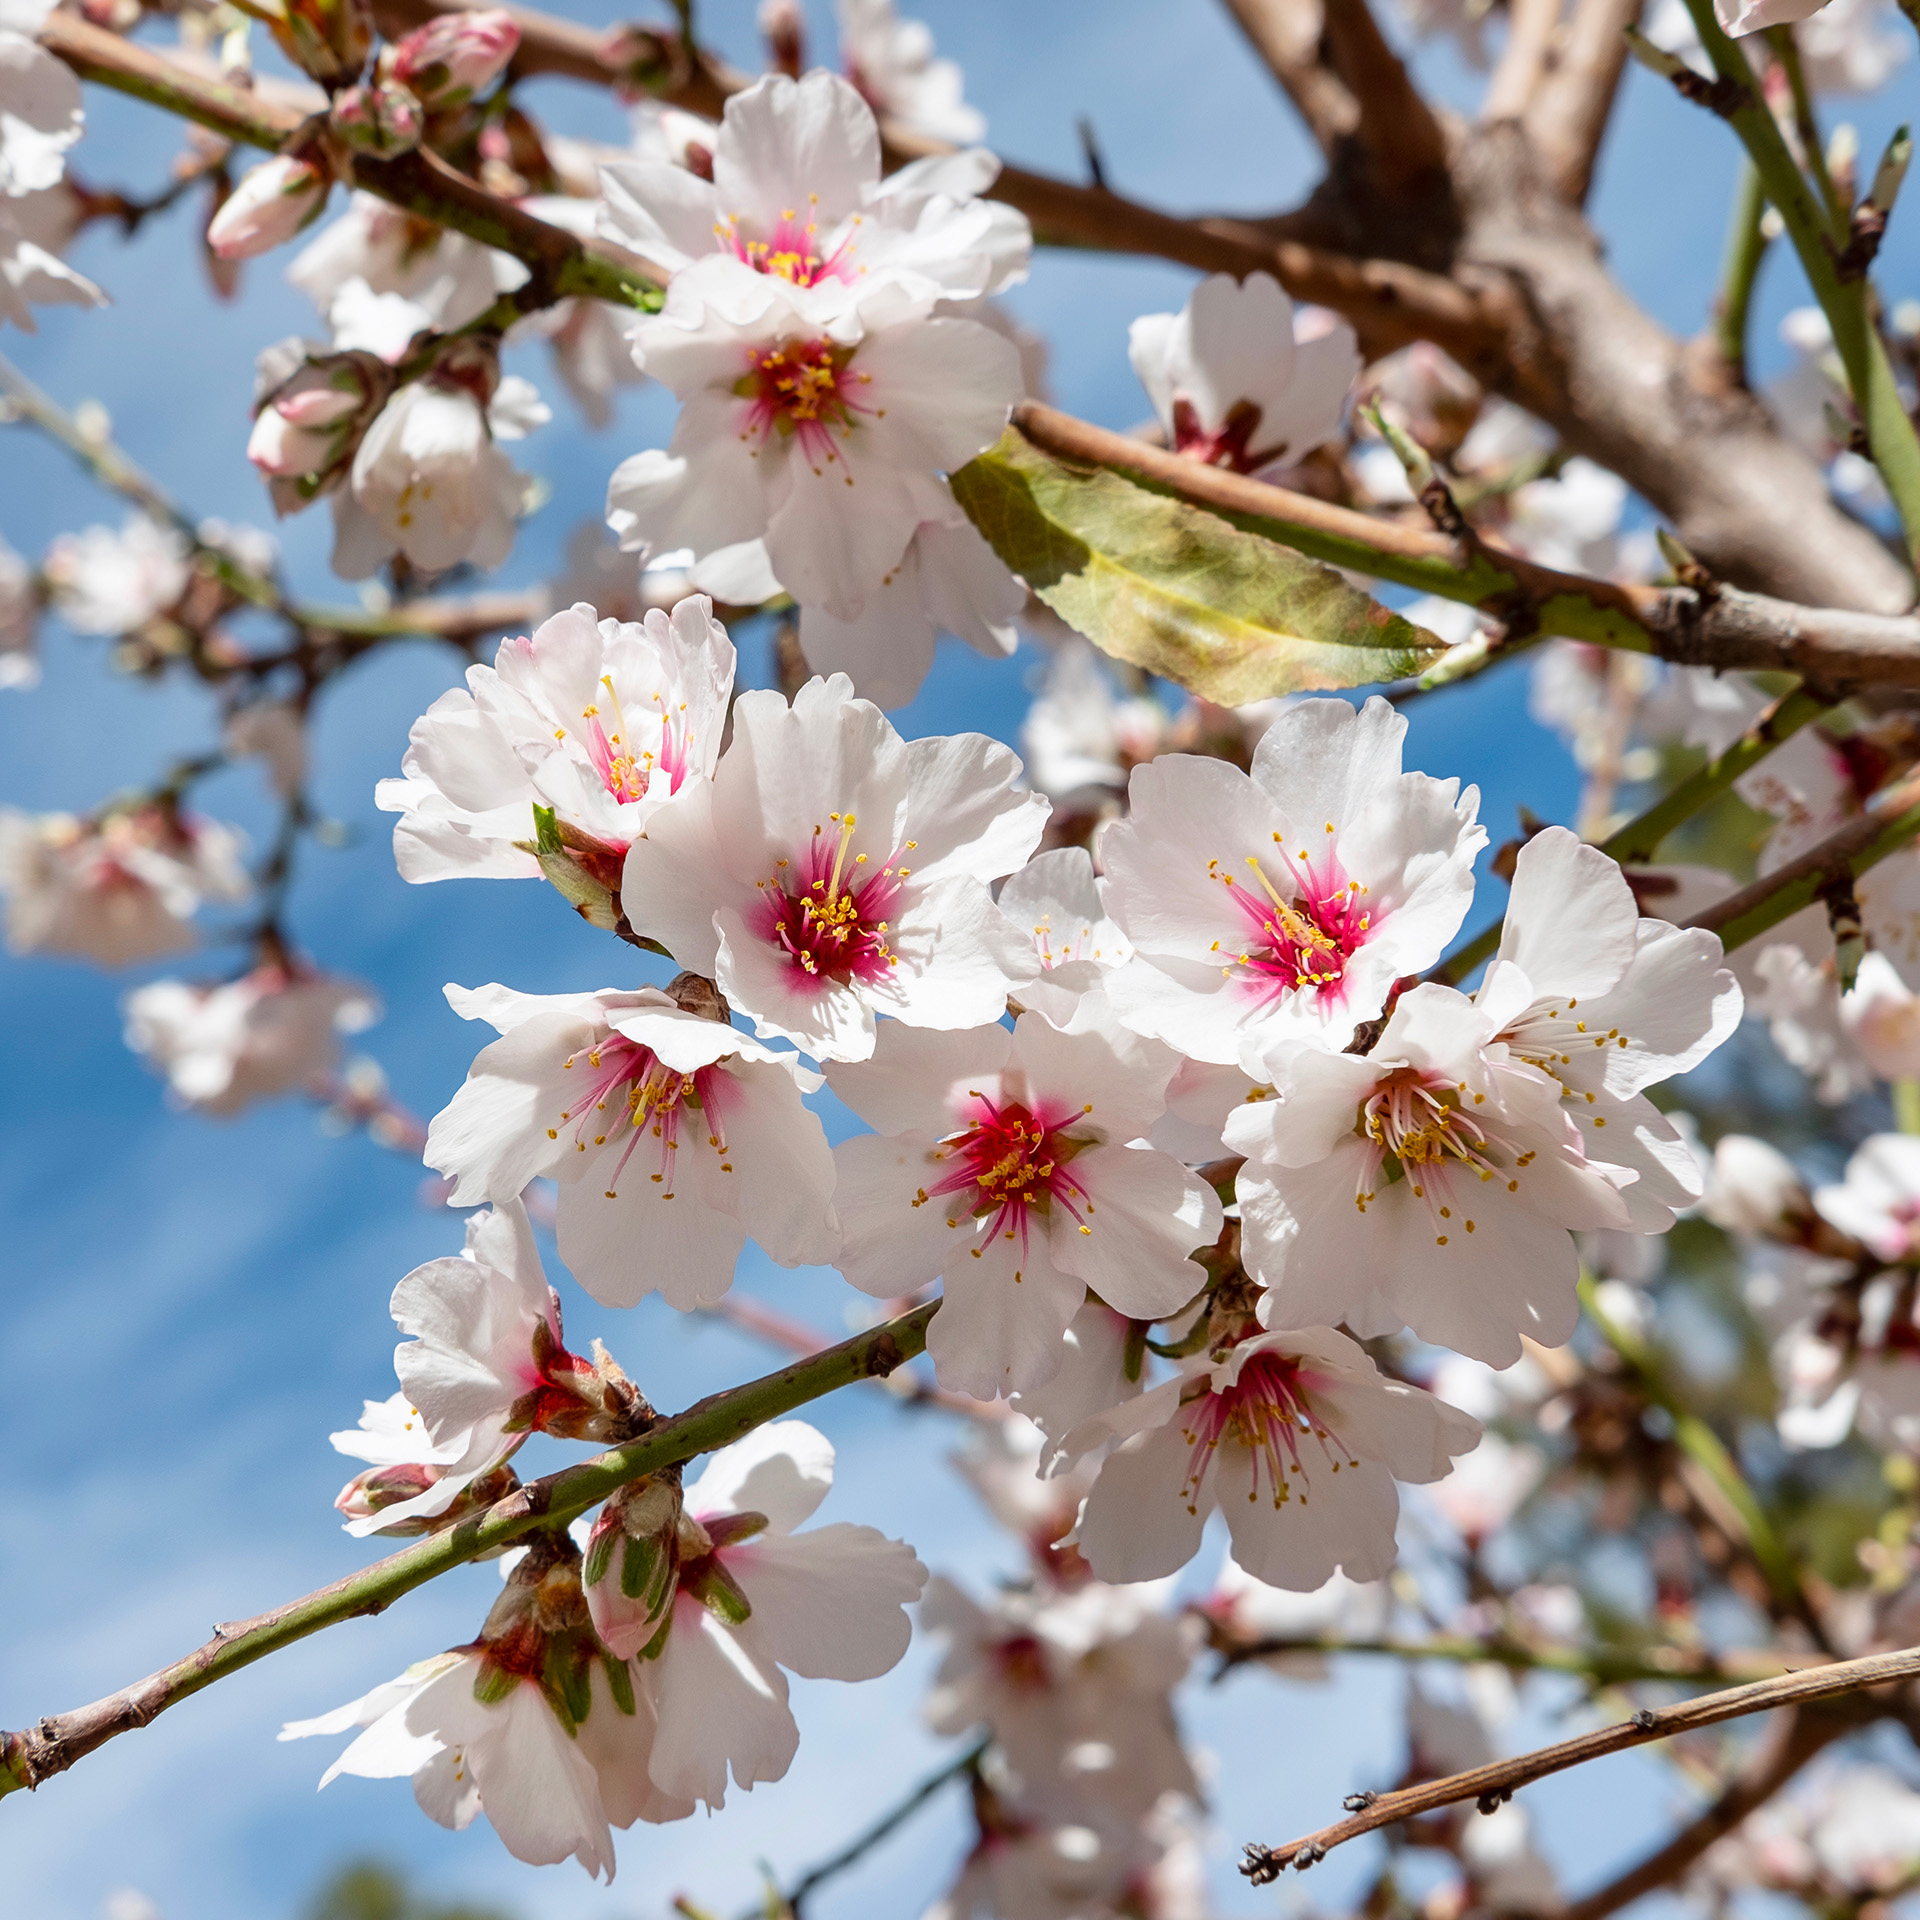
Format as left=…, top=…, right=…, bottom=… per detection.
left=271, top=0, right=374, bottom=82
left=583, top=1477, right=681, bottom=1658
left=329, top=80, right=424, bottom=157
left=389, top=8, right=520, bottom=108
left=207, top=155, right=332, bottom=261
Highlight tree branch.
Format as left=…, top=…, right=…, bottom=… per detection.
left=0, top=1301, right=938, bottom=1801
left=1520, top=0, right=1645, bottom=203
left=1215, top=0, right=1362, bottom=156
left=1317, top=0, right=1452, bottom=189
left=1010, top=403, right=1920, bottom=688
left=1484, top=0, right=1565, bottom=124
left=1561, top=1707, right=1849, bottom=1920
left=37, top=12, right=665, bottom=311
left=1240, top=1641, right=1920, bottom=1881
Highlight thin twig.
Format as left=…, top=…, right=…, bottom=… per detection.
left=0, top=1302, right=938, bottom=1800
left=1239, top=1641, right=1920, bottom=1880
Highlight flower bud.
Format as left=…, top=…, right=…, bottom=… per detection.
left=675, top=1508, right=768, bottom=1627
left=328, top=79, right=423, bottom=157
left=207, top=153, right=332, bottom=261
left=268, top=0, right=374, bottom=84
left=583, top=1473, right=682, bottom=1658
left=476, top=1531, right=600, bottom=1730
left=334, top=1458, right=519, bottom=1533
left=384, top=8, right=520, bottom=109
left=249, top=348, right=393, bottom=513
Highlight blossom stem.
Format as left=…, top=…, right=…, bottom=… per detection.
left=764, top=1737, right=990, bottom=1918
left=36, top=11, right=664, bottom=314
left=0, top=1301, right=938, bottom=1801
left=1578, top=1277, right=1814, bottom=1627
left=1239, top=1640, right=1920, bottom=1881
left=1713, top=158, right=1771, bottom=383
left=1671, top=0, right=1920, bottom=567
left=1427, top=692, right=1885, bottom=987
left=1597, top=683, right=1828, bottom=865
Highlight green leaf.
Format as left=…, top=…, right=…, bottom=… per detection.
left=950, top=429, right=1443, bottom=702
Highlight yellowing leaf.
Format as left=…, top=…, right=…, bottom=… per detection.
left=950, top=429, right=1443, bottom=703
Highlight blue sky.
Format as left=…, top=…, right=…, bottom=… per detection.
left=1, top=1, right=1912, bottom=1915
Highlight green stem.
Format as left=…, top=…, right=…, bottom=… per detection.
left=1598, top=683, right=1828, bottom=864
left=0, top=1302, right=938, bottom=1801
left=1768, top=27, right=1848, bottom=237
left=1579, top=1278, right=1810, bottom=1620
left=1715, top=158, right=1771, bottom=382
left=1677, top=0, right=1920, bottom=567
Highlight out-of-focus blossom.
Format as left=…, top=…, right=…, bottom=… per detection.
left=383, top=7, right=521, bottom=110
left=509, top=194, right=648, bottom=429
left=123, top=963, right=377, bottom=1115
left=1841, top=950, right=1920, bottom=1079
left=1195, top=1550, right=1391, bottom=1677
left=1020, top=641, right=1171, bottom=819
left=0, top=22, right=103, bottom=328
left=1129, top=272, right=1359, bottom=477
left=207, top=153, right=334, bottom=261
left=0, top=805, right=247, bottom=964
left=839, top=0, right=986, bottom=143
left=224, top=700, right=307, bottom=798
left=42, top=515, right=189, bottom=634
left=997, top=845, right=1132, bottom=1028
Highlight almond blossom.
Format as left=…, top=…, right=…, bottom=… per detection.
left=839, top=0, right=987, bottom=143
left=0, top=10, right=102, bottom=329
left=376, top=596, right=733, bottom=885
left=122, top=964, right=377, bottom=1115
left=207, top=154, right=333, bottom=260
left=425, top=981, right=838, bottom=1310
left=1129, top=272, right=1359, bottom=477
left=331, top=356, right=547, bottom=578
left=620, top=673, right=1047, bottom=1061
left=1471, top=826, right=1741, bottom=1231
left=997, top=846, right=1132, bottom=1029
left=644, top=1421, right=928, bottom=1807
left=1102, top=696, right=1485, bottom=1064
left=1231, top=983, right=1634, bottom=1366
left=605, top=260, right=1021, bottom=623
left=42, top=515, right=188, bottom=635
left=331, top=1199, right=636, bottom=1536
left=0, top=805, right=247, bottom=964
left=1055, top=1326, right=1482, bottom=1586
left=279, top=1538, right=641, bottom=1878
left=828, top=1008, right=1221, bottom=1398
left=921, top=1575, right=1197, bottom=1816
left=595, top=70, right=1026, bottom=322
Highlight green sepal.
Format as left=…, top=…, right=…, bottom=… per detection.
left=545, top=1638, right=593, bottom=1731
left=583, top=1524, right=616, bottom=1591
left=620, top=1533, right=663, bottom=1601
left=686, top=1558, right=753, bottom=1626
left=471, top=1657, right=518, bottom=1706
left=636, top=1612, right=673, bottom=1662
left=602, top=1651, right=637, bottom=1716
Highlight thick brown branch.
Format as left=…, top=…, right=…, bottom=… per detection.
left=1562, top=1708, right=1850, bottom=1920
left=1318, top=0, right=1451, bottom=188
left=1483, top=0, right=1565, bottom=122
left=1241, top=1641, right=1920, bottom=1881
left=1216, top=0, right=1362, bottom=154
left=1521, top=0, right=1646, bottom=202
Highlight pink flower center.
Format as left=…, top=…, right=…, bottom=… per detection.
left=574, top=670, right=697, bottom=805
left=715, top=199, right=860, bottom=288
left=550, top=1031, right=732, bottom=1201
left=750, top=811, right=907, bottom=997
left=1170, top=395, right=1267, bottom=473
left=735, top=338, right=873, bottom=467
left=1178, top=1350, right=1354, bottom=1513
left=1210, top=832, right=1372, bottom=1010
left=923, top=1091, right=1095, bottom=1253
left=1356, top=1067, right=1523, bottom=1248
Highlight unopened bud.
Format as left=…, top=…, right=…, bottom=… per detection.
left=385, top=7, right=520, bottom=109
left=333, top=1458, right=518, bottom=1533
left=476, top=1531, right=598, bottom=1729
left=584, top=1473, right=683, bottom=1658
left=248, top=348, right=392, bottom=512
left=329, top=79, right=424, bottom=156
left=207, top=153, right=333, bottom=260
left=267, top=0, right=374, bottom=84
